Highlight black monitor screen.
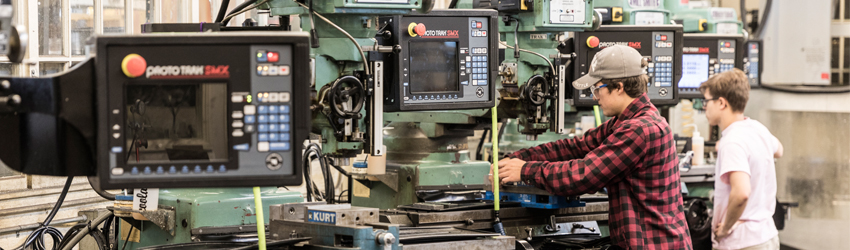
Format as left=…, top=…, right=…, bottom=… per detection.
left=678, top=54, right=709, bottom=89
left=409, top=41, right=459, bottom=93
left=125, top=83, right=229, bottom=164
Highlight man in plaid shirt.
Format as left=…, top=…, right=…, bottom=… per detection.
left=495, top=45, right=692, bottom=249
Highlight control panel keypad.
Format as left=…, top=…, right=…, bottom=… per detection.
left=652, top=62, right=673, bottom=87
left=253, top=95, right=291, bottom=152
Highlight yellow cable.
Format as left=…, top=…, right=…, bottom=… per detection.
left=253, top=187, right=267, bottom=250
left=492, top=107, right=499, bottom=211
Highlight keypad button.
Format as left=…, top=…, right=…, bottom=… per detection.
left=280, top=115, right=290, bottom=123
left=259, top=133, right=269, bottom=141
left=269, top=142, right=290, bottom=151
left=258, top=142, right=269, bottom=152
left=268, top=105, right=279, bottom=114
left=258, top=105, right=269, bottom=114
left=269, top=133, right=279, bottom=142
left=279, top=105, right=290, bottom=113
left=244, top=115, right=256, bottom=124
left=258, top=115, right=268, bottom=123
left=281, top=124, right=290, bottom=132
left=280, top=133, right=290, bottom=141
left=258, top=124, right=269, bottom=132
left=269, top=115, right=279, bottom=123
left=269, top=124, right=279, bottom=132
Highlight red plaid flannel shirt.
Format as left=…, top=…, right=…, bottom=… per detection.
left=508, top=94, right=692, bottom=249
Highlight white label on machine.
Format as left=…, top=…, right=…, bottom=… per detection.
left=549, top=0, right=587, bottom=24
left=133, top=188, right=160, bottom=211
left=634, top=11, right=666, bottom=25
left=628, top=0, right=661, bottom=8
left=711, top=9, right=737, bottom=21
left=715, top=23, right=739, bottom=35
left=355, top=0, right=409, bottom=3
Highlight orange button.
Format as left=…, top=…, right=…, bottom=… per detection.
left=587, top=36, right=600, bottom=48
left=122, top=54, right=146, bottom=78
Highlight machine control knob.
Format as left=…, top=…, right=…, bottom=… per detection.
left=266, top=153, right=283, bottom=170
left=122, top=54, right=147, bottom=78
left=659, top=88, right=668, bottom=97
left=586, top=36, right=599, bottom=48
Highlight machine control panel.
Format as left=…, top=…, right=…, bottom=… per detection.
left=744, top=40, right=762, bottom=87
left=97, top=33, right=309, bottom=188
left=574, top=25, right=683, bottom=106
left=678, top=34, right=744, bottom=98
left=381, top=10, right=498, bottom=111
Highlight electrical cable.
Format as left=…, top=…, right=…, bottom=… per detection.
left=11, top=176, right=73, bottom=250
left=119, top=226, right=133, bottom=250
left=740, top=0, right=747, bottom=33
left=222, top=0, right=270, bottom=25
left=58, top=211, right=113, bottom=250
left=753, top=0, right=772, bottom=39
left=295, top=1, right=370, bottom=76
left=87, top=176, right=116, bottom=201
left=214, top=0, right=232, bottom=23
left=252, top=187, right=267, bottom=250
left=57, top=223, right=108, bottom=250
left=499, top=41, right=556, bottom=78
left=225, top=0, right=255, bottom=19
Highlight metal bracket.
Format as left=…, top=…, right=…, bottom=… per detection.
left=373, top=168, right=398, bottom=192
left=370, top=61, right=384, bottom=156
left=111, top=205, right=176, bottom=235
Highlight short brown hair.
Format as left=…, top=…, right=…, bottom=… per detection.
left=600, top=74, right=649, bottom=98
left=698, top=68, right=749, bottom=112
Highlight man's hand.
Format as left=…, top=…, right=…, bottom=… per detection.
left=714, top=220, right=740, bottom=240
left=496, top=158, right=526, bottom=185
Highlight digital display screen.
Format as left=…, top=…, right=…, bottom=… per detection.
left=125, top=83, right=229, bottom=164
left=409, top=41, right=459, bottom=93
left=678, top=54, right=709, bottom=88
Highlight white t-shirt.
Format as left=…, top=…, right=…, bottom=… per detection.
left=712, top=118, right=779, bottom=249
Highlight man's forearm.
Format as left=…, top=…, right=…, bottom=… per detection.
left=722, top=193, right=748, bottom=231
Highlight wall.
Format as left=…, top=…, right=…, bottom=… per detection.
left=744, top=89, right=850, bottom=249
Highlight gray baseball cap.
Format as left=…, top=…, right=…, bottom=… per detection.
left=573, top=45, right=646, bottom=90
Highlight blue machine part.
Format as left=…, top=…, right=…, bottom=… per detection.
left=484, top=190, right=586, bottom=209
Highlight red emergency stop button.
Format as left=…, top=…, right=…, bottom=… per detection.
left=122, top=54, right=146, bottom=78
left=414, top=23, right=426, bottom=37
left=586, top=36, right=600, bottom=48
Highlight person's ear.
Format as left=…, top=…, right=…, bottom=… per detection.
left=719, top=97, right=728, bottom=110
left=615, top=82, right=625, bottom=95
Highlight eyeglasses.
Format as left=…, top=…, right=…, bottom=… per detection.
left=696, top=97, right=721, bottom=111
left=589, top=84, right=608, bottom=97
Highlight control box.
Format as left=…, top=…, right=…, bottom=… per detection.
left=744, top=39, right=762, bottom=87
left=380, top=9, right=498, bottom=111
left=573, top=25, right=683, bottom=106
left=97, top=33, right=310, bottom=188
left=678, top=34, right=744, bottom=98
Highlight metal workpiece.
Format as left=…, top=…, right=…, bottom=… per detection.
left=273, top=201, right=328, bottom=221
left=270, top=220, right=402, bottom=250
left=271, top=218, right=515, bottom=250
left=380, top=201, right=609, bottom=233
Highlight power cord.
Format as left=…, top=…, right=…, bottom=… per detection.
left=11, top=176, right=73, bottom=250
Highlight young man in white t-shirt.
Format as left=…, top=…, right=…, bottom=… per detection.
left=699, top=68, right=784, bottom=250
